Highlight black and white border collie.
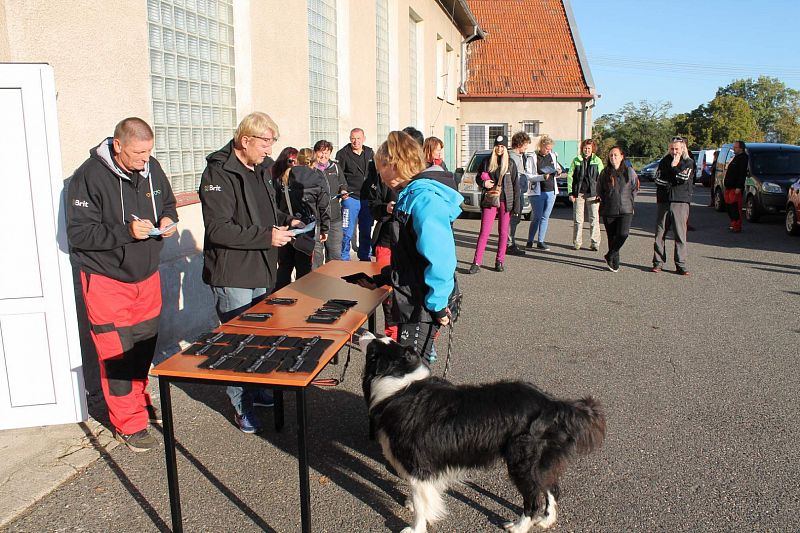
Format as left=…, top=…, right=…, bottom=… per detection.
left=359, top=332, right=606, bottom=533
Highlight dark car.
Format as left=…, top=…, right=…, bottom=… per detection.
left=712, top=143, right=800, bottom=222
left=638, top=159, right=660, bottom=182
left=786, top=177, right=800, bottom=235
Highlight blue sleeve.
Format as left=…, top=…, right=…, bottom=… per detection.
left=409, top=193, right=456, bottom=313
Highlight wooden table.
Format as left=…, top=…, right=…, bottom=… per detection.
left=151, top=260, right=389, bottom=533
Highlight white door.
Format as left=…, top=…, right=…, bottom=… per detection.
left=0, top=63, right=86, bottom=429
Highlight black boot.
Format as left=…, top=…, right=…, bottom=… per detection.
left=468, top=263, right=480, bottom=274
left=495, top=261, right=504, bottom=272
left=507, top=245, right=525, bottom=256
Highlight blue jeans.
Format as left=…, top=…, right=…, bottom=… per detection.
left=528, top=191, right=556, bottom=244
left=341, top=197, right=373, bottom=260
left=211, top=286, right=270, bottom=416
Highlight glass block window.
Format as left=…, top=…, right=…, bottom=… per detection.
left=409, top=12, right=420, bottom=128
left=375, top=0, right=390, bottom=144
left=308, top=0, right=339, bottom=146
left=147, top=0, right=236, bottom=196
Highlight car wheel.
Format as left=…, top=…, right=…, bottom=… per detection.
left=713, top=188, right=725, bottom=212
left=786, top=205, right=800, bottom=235
left=745, top=195, right=760, bottom=223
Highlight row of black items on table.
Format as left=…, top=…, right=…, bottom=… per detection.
left=306, top=298, right=358, bottom=324
left=236, top=297, right=298, bottom=321
left=191, top=334, right=333, bottom=374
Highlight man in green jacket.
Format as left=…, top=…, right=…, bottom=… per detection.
left=567, top=139, right=604, bottom=251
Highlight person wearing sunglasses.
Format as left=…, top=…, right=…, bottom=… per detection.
left=199, top=112, right=300, bottom=434
left=652, top=136, right=694, bottom=275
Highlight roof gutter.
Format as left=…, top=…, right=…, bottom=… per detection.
left=434, top=0, right=486, bottom=95
left=459, top=24, right=485, bottom=94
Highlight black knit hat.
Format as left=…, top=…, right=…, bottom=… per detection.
left=493, top=135, right=506, bottom=146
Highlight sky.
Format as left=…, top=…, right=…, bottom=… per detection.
left=569, top=0, right=800, bottom=118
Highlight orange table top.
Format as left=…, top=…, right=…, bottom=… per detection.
left=151, top=260, right=390, bottom=387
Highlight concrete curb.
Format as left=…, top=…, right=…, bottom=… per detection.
left=0, top=418, right=119, bottom=527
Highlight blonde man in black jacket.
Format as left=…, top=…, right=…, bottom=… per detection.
left=199, top=112, right=298, bottom=433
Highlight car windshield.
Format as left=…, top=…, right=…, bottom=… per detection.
left=467, top=154, right=490, bottom=172
left=750, top=151, right=800, bottom=175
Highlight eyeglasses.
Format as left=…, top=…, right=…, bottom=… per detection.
left=251, top=135, right=277, bottom=145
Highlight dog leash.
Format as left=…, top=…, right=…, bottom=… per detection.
left=311, top=341, right=352, bottom=387
left=442, top=321, right=454, bottom=379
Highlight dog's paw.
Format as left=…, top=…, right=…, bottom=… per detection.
left=503, top=516, right=532, bottom=533
left=532, top=512, right=557, bottom=529
left=404, top=498, right=415, bottom=513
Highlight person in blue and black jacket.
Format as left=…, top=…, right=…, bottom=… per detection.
left=357, top=130, right=461, bottom=363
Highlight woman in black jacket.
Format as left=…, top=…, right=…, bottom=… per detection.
left=468, top=135, right=520, bottom=273
left=274, top=148, right=331, bottom=289
left=598, top=146, right=639, bottom=272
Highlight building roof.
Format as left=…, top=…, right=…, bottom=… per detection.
left=435, top=0, right=486, bottom=40
left=461, top=0, right=595, bottom=99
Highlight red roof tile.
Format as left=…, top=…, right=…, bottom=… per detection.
left=462, top=0, right=592, bottom=99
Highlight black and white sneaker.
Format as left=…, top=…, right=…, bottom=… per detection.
left=115, top=429, right=159, bottom=452
left=604, top=253, right=619, bottom=272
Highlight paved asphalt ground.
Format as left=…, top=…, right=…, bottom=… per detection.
left=7, top=184, right=799, bottom=532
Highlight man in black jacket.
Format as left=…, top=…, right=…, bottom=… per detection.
left=68, top=117, right=177, bottom=452
left=336, top=128, right=375, bottom=261
left=199, top=112, right=297, bottom=433
left=724, top=141, right=748, bottom=233
left=652, top=137, right=694, bottom=275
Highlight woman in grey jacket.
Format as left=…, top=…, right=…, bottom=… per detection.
left=597, top=146, right=639, bottom=272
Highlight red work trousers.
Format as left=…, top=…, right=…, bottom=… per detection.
left=81, top=271, right=161, bottom=435
left=374, top=245, right=397, bottom=340
left=724, top=189, right=743, bottom=231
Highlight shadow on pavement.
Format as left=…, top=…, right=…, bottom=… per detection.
left=78, top=422, right=171, bottom=533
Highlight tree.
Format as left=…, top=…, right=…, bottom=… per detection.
left=673, top=105, right=713, bottom=149
left=593, top=100, right=674, bottom=161
left=705, top=95, right=762, bottom=145
left=773, top=101, right=800, bottom=145
left=717, top=76, right=800, bottom=141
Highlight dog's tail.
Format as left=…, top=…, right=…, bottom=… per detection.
left=563, top=396, right=606, bottom=455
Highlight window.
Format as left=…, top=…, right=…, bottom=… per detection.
left=409, top=11, right=421, bottom=128
left=375, top=0, right=390, bottom=144
left=147, top=0, right=237, bottom=198
left=445, top=43, right=454, bottom=103
left=522, top=120, right=541, bottom=136
left=308, top=0, right=339, bottom=146
left=463, top=123, right=507, bottom=165
left=436, top=35, right=445, bottom=99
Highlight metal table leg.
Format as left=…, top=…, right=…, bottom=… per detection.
left=296, top=388, right=311, bottom=533
left=159, top=378, right=183, bottom=533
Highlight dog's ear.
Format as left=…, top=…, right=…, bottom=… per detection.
left=357, top=331, right=376, bottom=355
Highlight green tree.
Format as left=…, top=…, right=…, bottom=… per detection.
left=773, top=101, right=800, bottom=145
left=705, top=95, right=762, bottom=145
left=593, top=100, right=674, bottom=161
left=673, top=104, right=714, bottom=149
left=717, top=76, right=800, bottom=140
